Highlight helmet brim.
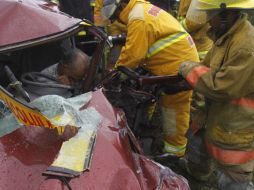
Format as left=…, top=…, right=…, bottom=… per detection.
left=197, top=1, right=254, bottom=11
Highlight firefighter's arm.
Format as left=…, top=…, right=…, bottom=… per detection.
left=107, top=21, right=127, bottom=36
left=179, top=49, right=254, bottom=101
left=115, top=20, right=148, bottom=69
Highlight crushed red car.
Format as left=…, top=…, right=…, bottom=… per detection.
left=0, top=0, right=190, bottom=189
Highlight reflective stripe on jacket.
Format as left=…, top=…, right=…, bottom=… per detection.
left=116, top=0, right=199, bottom=75
left=164, top=140, right=186, bottom=157
left=180, top=15, right=254, bottom=164
left=198, top=51, right=208, bottom=60
left=90, top=0, right=95, bottom=6
left=115, top=0, right=198, bottom=157
left=146, top=31, right=189, bottom=58
left=206, top=141, right=254, bottom=165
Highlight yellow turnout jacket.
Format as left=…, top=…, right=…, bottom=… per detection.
left=116, top=0, right=199, bottom=75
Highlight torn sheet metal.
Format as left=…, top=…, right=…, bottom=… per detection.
left=30, top=92, right=101, bottom=176
left=0, top=86, right=102, bottom=176
left=0, top=89, right=190, bottom=190
left=130, top=153, right=190, bottom=190
left=45, top=128, right=96, bottom=177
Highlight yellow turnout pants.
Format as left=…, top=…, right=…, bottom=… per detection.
left=160, top=90, right=192, bottom=157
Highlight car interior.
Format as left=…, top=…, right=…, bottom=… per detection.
left=0, top=30, right=100, bottom=102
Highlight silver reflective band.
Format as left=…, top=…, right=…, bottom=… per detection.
left=147, top=32, right=189, bottom=58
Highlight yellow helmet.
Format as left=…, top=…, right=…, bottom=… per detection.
left=196, top=0, right=254, bottom=10
left=186, top=0, right=254, bottom=24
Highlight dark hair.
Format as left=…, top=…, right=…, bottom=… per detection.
left=61, top=48, right=83, bottom=65
left=60, top=48, right=90, bottom=74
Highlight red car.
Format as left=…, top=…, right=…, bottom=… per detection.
left=0, top=0, right=190, bottom=189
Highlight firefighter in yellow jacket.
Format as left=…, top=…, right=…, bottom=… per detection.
left=179, top=0, right=254, bottom=189
left=94, top=0, right=126, bottom=37
left=101, top=0, right=199, bottom=157
left=94, top=0, right=127, bottom=65
left=94, top=0, right=108, bottom=26
left=178, top=0, right=212, bottom=60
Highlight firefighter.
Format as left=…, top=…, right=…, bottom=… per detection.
left=178, top=0, right=213, bottom=60
left=94, top=0, right=127, bottom=67
left=101, top=0, right=199, bottom=157
left=177, top=0, right=212, bottom=127
left=179, top=0, right=254, bottom=189
left=94, top=0, right=126, bottom=36
left=178, top=1, right=213, bottom=174
left=94, top=0, right=108, bottom=26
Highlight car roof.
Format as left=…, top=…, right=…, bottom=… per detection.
left=0, top=0, right=85, bottom=53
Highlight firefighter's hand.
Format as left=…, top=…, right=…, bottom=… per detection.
left=179, top=61, right=201, bottom=77
left=60, top=125, right=78, bottom=141
left=179, top=62, right=188, bottom=77
left=106, top=65, right=128, bottom=81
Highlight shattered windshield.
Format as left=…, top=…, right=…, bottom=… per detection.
left=0, top=91, right=102, bottom=176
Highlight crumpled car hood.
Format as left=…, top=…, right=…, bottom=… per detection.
left=0, top=90, right=190, bottom=190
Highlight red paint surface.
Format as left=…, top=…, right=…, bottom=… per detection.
left=0, top=0, right=80, bottom=47
left=0, top=90, right=190, bottom=190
